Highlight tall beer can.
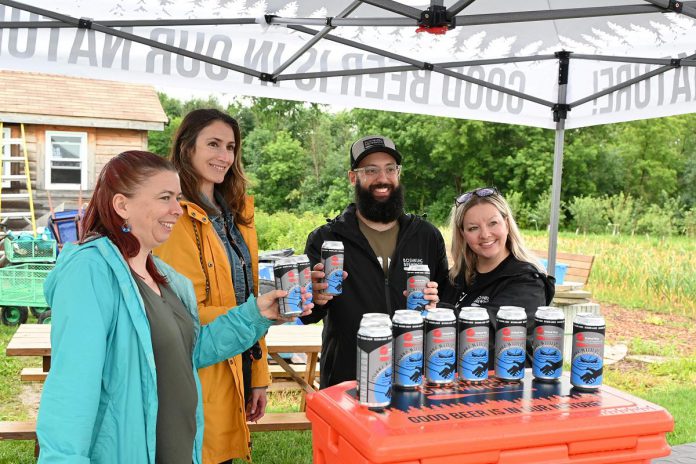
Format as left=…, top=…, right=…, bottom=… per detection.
left=392, top=309, right=424, bottom=389
left=273, top=257, right=302, bottom=317
left=405, top=264, right=430, bottom=313
left=357, top=321, right=392, bottom=408
left=424, top=308, right=456, bottom=385
left=571, top=313, right=606, bottom=390
left=321, top=241, right=344, bottom=295
left=495, top=306, right=527, bottom=382
left=457, top=307, right=490, bottom=382
left=532, top=306, right=565, bottom=381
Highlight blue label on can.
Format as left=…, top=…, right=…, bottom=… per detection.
left=406, top=291, right=428, bottom=311
left=458, top=322, right=489, bottom=381
left=393, top=324, right=423, bottom=388
left=325, top=268, right=343, bottom=295
left=425, top=322, right=456, bottom=384
left=571, top=322, right=605, bottom=388
left=495, top=321, right=526, bottom=380
left=532, top=318, right=564, bottom=380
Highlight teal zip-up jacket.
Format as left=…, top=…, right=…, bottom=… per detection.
left=37, top=237, right=273, bottom=463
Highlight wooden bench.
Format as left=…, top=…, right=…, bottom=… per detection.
left=20, top=367, right=48, bottom=382
left=0, top=414, right=310, bottom=458
left=247, top=412, right=311, bottom=432
left=0, top=421, right=39, bottom=456
left=532, top=249, right=595, bottom=285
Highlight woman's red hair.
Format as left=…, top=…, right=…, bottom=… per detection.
left=80, top=151, right=177, bottom=285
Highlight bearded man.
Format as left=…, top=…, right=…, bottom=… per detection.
left=301, top=135, right=448, bottom=388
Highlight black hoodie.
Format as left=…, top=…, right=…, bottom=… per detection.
left=441, top=253, right=556, bottom=367
left=301, top=203, right=448, bottom=388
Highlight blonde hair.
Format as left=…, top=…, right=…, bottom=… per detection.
left=448, top=192, right=544, bottom=286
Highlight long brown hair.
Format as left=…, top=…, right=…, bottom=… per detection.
left=448, top=191, right=544, bottom=286
left=80, top=150, right=176, bottom=285
left=170, top=108, right=251, bottom=225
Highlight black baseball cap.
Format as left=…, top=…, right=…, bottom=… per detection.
left=349, top=135, right=402, bottom=170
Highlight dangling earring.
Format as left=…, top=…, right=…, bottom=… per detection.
left=121, top=221, right=131, bottom=233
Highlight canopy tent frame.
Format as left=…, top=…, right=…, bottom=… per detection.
left=2, top=0, right=695, bottom=275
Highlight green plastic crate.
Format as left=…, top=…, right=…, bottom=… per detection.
left=0, top=263, right=54, bottom=308
left=4, top=235, right=57, bottom=263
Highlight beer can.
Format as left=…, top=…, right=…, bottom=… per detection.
left=571, top=313, right=606, bottom=390
left=295, top=254, right=313, bottom=305
left=405, top=264, right=430, bottom=312
left=392, top=309, right=424, bottom=389
left=424, top=308, right=456, bottom=385
left=532, top=306, right=565, bottom=382
left=321, top=241, right=344, bottom=295
left=495, top=306, right=527, bottom=382
left=273, top=257, right=302, bottom=317
left=457, top=307, right=490, bottom=382
left=357, top=322, right=393, bottom=408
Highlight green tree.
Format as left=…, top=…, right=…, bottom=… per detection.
left=251, top=131, right=306, bottom=213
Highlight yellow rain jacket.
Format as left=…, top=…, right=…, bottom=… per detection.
left=155, top=197, right=270, bottom=463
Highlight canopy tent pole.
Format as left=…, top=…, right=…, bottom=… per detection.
left=547, top=51, right=571, bottom=277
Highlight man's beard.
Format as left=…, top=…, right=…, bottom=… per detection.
left=355, top=178, right=405, bottom=223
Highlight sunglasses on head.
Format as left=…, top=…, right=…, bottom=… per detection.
left=455, top=187, right=499, bottom=206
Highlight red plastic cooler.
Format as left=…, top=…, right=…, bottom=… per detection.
left=306, top=370, right=673, bottom=464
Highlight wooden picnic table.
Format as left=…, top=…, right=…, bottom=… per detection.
left=6, top=323, right=323, bottom=430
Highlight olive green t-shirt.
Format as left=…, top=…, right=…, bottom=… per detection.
left=358, top=217, right=399, bottom=275
left=134, top=275, right=197, bottom=464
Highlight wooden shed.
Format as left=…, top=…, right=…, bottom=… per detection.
left=0, top=70, right=167, bottom=226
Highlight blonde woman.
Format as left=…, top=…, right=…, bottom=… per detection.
left=442, top=187, right=554, bottom=368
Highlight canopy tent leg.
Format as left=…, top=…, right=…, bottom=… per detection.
left=547, top=51, right=571, bottom=277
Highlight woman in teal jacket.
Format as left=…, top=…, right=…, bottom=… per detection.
left=36, top=151, right=311, bottom=464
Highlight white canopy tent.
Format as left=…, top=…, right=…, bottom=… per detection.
left=1, top=0, right=695, bottom=272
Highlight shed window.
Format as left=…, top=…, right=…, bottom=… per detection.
left=45, top=131, right=87, bottom=189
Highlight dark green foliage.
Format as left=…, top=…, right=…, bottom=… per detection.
left=149, top=94, right=696, bottom=233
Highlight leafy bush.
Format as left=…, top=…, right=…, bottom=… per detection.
left=568, top=195, right=608, bottom=234
left=255, top=210, right=327, bottom=252
left=505, top=190, right=532, bottom=229
left=606, top=192, right=636, bottom=235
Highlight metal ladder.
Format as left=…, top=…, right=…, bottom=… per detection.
left=0, top=122, right=37, bottom=236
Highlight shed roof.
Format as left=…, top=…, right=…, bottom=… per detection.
left=0, top=70, right=167, bottom=131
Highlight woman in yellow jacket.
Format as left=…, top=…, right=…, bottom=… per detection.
left=155, top=109, right=269, bottom=464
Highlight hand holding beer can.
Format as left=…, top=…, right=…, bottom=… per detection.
left=273, top=257, right=302, bottom=317
left=321, top=241, right=344, bottom=295
left=405, top=264, right=430, bottom=313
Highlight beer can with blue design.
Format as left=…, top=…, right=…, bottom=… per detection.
left=321, top=241, right=344, bottom=295
left=357, top=321, right=392, bottom=408
left=424, top=308, right=456, bottom=385
left=405, top=264, right=430, bottom=313
left=571, top=313, right=605, bottom=391
left=495, top=306, right=527, bottom=382
left=273, top=257, right=302, bottom=317
left=392, top=310, right=424, bottom=389
left=457, top=307, right=490, bottom=382
left=532, top=306, right=565, bottom=382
